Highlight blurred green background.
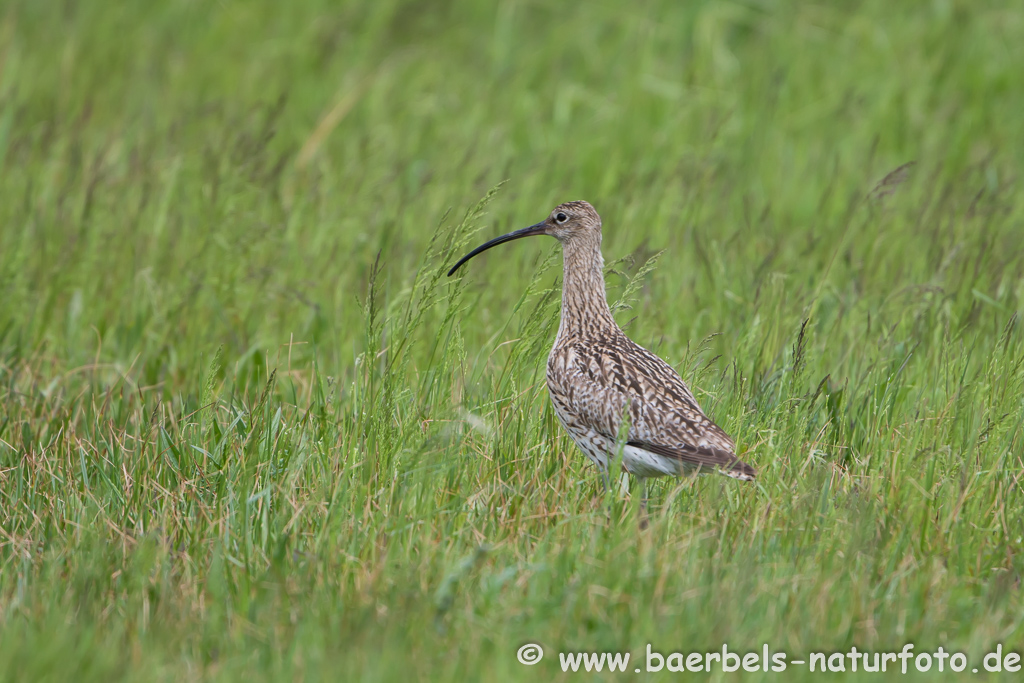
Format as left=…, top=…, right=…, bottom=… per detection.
left=0, top=1, right=1022, bottom=680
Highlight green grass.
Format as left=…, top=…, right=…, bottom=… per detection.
left=1, top=0, right=1023, bottom=680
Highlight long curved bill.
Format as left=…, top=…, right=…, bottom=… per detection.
left=447, top=222, right=548, bottom=276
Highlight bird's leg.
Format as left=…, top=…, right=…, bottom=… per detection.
left=617, top=471, right=630, bottom=498
left=638, top=477, right=649, bottom=531
left=593, top=463, right=611, bottom=518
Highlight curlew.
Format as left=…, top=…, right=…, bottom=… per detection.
left=448, top=201, right=755, bottom=512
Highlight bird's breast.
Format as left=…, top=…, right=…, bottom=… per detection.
left=546, top=343, right=573, bottom=386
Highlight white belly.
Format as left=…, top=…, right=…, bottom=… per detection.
left=621, top=444, right=680, bottom=478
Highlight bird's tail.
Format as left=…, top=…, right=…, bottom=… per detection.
left=723, top=457, right=756, bottom=481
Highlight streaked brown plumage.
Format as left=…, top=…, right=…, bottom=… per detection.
left=448, top=200, right=755, bottom=484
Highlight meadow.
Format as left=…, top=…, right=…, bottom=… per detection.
left=1, top=0, right=1023, bottom=680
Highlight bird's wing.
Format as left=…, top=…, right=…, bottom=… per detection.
left=624, top=440, right=755, bottom=480
left=548, top=336, right=754, bottom=478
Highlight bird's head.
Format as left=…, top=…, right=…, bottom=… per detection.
left=447, top=200, right=601, bottom=276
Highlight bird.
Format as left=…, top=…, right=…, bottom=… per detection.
left=447, top=200, right=755, bottom=513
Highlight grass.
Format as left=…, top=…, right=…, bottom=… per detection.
left=1, top=0, right=1023, bottom=680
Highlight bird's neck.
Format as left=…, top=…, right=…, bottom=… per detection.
left=557, top=235, right=618, bottom=341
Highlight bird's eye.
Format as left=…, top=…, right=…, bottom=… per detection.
left=555, top=212, right=568, bottom=223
